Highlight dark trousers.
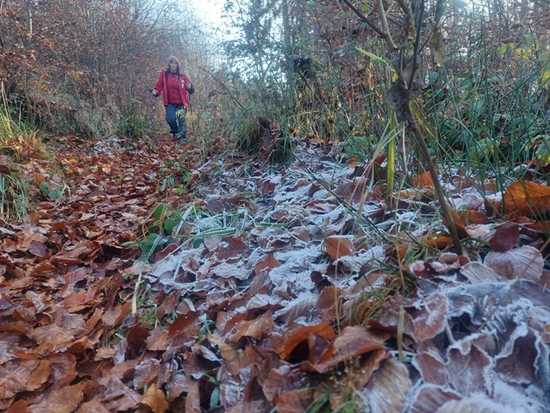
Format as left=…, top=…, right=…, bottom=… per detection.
left=165, top=104, right=186, bottom=139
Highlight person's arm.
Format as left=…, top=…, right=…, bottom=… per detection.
left=152, top=71, right=164, bottom=97
left=183, top=73, right=194, bottom=95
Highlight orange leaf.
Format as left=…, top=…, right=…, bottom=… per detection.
left=460, top=209, right=488, bottom=225
left=447, top=210, right=467, bottom=238
left=255, top=254, right=279, bottom=274
left=230, top=311, right=273, bottom=342
left=324, top=236, right=353, bottom=260
left=424, top=234, right=453, bottom=249
left=503, top=180, right=550, bottom=218
left=278, top=323, right=336, bottom=360
left=276, top=388, right=314, bottom=413
left=7, top=400, right=28, bottom=413
left=412, top=171, right=434, bottom=189
left=311, top=326, right=385, bottom=373
left=141, top=384, right=169, bottom=413
left=27, top=360, right=52, bottom=390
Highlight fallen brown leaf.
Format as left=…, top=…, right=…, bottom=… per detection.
left=141, top=383, right=169, bottom=413
left=311, top=326, right=385, bottom=373
left=503, top=180, right=550, bottom=218
left=324, top=236, right=353, bottom=260
left=275, top=388, right=314, bottom=413
left=278, top=323, right=336, bottom=361
left=484, top=245, right=544, bottom=281
left=27, top=382, right=85, bottom=413
left=364, top=358, right=412, bottom=413
left=489, top=222, right=519, bottom=252
left=412, top=171, right=434, bottom=188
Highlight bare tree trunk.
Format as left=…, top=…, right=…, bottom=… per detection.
left=282, top=0, right=295, bottom=107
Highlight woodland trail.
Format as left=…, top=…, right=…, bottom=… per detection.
left=1, top=135, right=549, bottom=412
left=0, top=135, right=200, bottom=412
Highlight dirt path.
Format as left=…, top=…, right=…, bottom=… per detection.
left=0, top=136, right=198, bottom=412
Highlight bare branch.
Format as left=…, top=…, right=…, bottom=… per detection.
left=408, top=0, right=425, bottom=89
left=338, top=0, right=386, bottom=38
left=377, top=0, right=398, bottom=50
left=198, top=66, right=245, bottom=110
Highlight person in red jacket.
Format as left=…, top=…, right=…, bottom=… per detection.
left=152, top=56, right=194, bottom=141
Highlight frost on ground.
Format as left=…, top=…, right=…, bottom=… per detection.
left=143, top=142, right=550, bottom=412
left=1, top=138, right=545, bottom=411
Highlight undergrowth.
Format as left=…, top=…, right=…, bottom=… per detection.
left=0, top=98, right=46, bottom=222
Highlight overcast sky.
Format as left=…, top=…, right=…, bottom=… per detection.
left=190, top=0, right=225, bottom=29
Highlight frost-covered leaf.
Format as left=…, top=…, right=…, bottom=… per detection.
left=413, top=349, right=448, bottom=385
left=363, top=358, right=412, bottom=413
left=413, top=294, right=449, bottom=343
left=484, top=246, right=543, bottom=281
left=447, top=342, right=491, bottom=395
left=310, top=326, right=385, bottom=373
left=436, top=395, right=515, bottom=413
left=460, top=262, right=504, bottom=283
left=409, top=385, right=461, bottom=413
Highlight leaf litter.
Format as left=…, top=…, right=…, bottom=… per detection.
left=1, top=137, right=549, bottom=412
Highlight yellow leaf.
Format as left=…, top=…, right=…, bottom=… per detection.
left=141, top=384, right=169, bottom=413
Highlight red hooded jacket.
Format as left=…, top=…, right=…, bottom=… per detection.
left=154, top=70, right=192, bottom=109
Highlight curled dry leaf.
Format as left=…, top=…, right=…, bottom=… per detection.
left=324, top=235, right=353, bottom=261
left=141, top=383, right=169, bottom=413
left=364, top=358, right=412, bottom=413
left=230, top=310, right=273, bottom=343
left=349, top=348, right=388, bottom=389
left=311, top=326, right=385, bottom=373
left=101, top=377, right=141, bottom=412
left=484, top=245, right=543, bottom=281
left=278, top=323, right=335, bottom=361
left=503, top=180, right=550, bottom=218
left=495, top=328, right=538, bottom=385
